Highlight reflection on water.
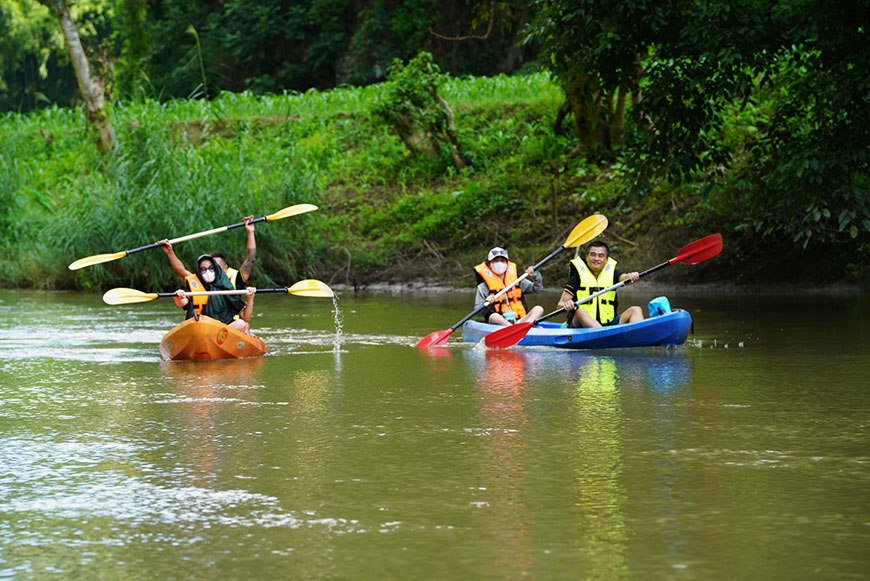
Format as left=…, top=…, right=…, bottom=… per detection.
left=569, top=355, right=627, bottom=577
left=469, top=349, right=532, bottom=575
left=1, top=289, right=870, bottom=578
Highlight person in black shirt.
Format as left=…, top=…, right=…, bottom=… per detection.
left=556, top=241, right=643, bottom=328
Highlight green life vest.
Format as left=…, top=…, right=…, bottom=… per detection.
left=569, top=256, right=618, bottom=324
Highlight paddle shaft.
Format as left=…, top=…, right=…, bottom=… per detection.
left=537, top=258, right=672, bottom=324
left=120, top=215, right=269, bottom=258
left=157, top=287, right=289, bottom=299
left=446, top=244, right=569, bottom=331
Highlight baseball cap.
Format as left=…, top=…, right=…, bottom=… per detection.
left=487, top=247, right=509, bottom=261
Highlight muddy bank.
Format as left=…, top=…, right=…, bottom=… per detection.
left=330, top=280, right=864, bottom=295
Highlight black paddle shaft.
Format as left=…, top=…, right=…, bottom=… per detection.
left=224, top=215, right=269, bottom=230
left=155, top=287, right=289, bottom=299
left=124, top=215, right=269, bottom=256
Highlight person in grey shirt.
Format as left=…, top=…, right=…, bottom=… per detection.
left=473, top=247, right=544, bottom=326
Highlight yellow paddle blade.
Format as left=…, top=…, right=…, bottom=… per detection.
left=287, top=279, right=334, bottom=298
left=69, top=250, right=128, bottom=271
left=266, top=203, right=319, bottom=221
left=564, top=214, right=608, bottom=248
left=102, top=287, right=159, bottom=305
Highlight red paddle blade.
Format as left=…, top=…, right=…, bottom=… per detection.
left=671, top=233, right=723, bottom=265
left=484, top=321, right=534, bottom=349
left=416, top=328, right=454, bottom=347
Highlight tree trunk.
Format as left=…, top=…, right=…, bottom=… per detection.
left=629, top=52, right=649, bottom=131
left=566, top=73, right=603, bottom=151
left=553, top=99, right=572, bottom=135
left=432, top=90, right=466, bottom=170
left=612, top=85, right=627, bottom=145
left=43, top=0, right=115, bottom=154
left=395, top=121, right=439, bottom=159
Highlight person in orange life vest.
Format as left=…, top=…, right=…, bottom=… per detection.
left=557, top=241, right=643, bottom=328
left=211, top=215, right=257, bottom=289
left=160, top=243, right=256, bottom=335
left=474, top=247, right=544, bottom=326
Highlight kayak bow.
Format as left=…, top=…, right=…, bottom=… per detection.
left=159, top=315, right=266, bottom=360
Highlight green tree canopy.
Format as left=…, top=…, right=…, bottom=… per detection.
left=0, top=0, right=113, bottom=110
left=527, top=0, right=869, bottom=244
left=112, top=0, right=535, bottom=100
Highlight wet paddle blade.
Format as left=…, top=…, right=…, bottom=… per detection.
left=416, top=328, right=454, bottom=347
left=102, top=287, right=158, bottom=305
left=68, top=251, right=128, bottom=271
left=484, top=321, right=534, bottom=349
left=564, top=214, right=608, bottom=248
left=287, top=279, right=334, bottom=297
left=672, top=233, right=723, bottom=265
left=266, top=203, right=319, bottom=221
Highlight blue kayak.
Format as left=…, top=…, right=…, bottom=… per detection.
left=461, top=309, right=692, bottom=349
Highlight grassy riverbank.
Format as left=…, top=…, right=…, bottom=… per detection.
left=1, top=72, right=866, bottom=292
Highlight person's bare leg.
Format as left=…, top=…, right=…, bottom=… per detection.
left=487, top=313, right=511, bottom=327
left=229, top=319, right=251, bottom=335
left=518, top=305, right=544, bottom=324
left=570, top=309, right=601, bottom=328
left=618, top=306, right=643, bottom=324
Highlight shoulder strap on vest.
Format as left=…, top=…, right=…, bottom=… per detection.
left=184, top=274, right=209, bottom=315
left=226, top=267, right=240, bottom=289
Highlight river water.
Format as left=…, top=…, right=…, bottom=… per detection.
left=1, top=287, right=868, bottom=579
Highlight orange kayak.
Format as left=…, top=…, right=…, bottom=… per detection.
left=159, top=315, right=266, bottom=361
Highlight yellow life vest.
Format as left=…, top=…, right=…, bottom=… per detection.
left=226, top=267, right=240, bottom=289
left=184, top=274, right=208, bottom=316
left=474, top=261, right=528, bottom=319
left=222, top=268, right=243, bottom=319
left=569, top=256, right=618, bottom=324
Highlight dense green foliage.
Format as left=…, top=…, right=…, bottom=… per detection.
left=1, top=73, right=577, bottom=290
left=372, top=52, right=466, bottom=169
left=0, top=0, right=535, bottom=109
left=527, top=0, right=869, bottom=247
left=1, top=0, right=868, bottom=288
left=3, top=68, right=869, bottom=290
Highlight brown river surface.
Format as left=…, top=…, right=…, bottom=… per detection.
left=1, top=286, right=869, bottom=579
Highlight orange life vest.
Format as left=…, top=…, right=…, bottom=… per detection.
left=474, top=261, right=528, bottom=318
left=184, top=274, right=209, bottom=316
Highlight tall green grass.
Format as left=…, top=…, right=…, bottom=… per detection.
left=2, top=71, right=620, bottom=290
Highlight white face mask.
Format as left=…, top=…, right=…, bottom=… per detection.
left=200, top=267, right=216, bottom=283
left=491, top=261, right=508, bottom=275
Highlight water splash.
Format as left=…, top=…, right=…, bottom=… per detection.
left=331, top=295, right=344, bottom=353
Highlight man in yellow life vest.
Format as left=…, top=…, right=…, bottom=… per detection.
left=211, top=215, right=257, bottom=289
left=474, top=247, right=544, bottom=326
left=557, top=241, right=643, bottom=328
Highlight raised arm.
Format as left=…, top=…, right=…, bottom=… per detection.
left=239, top=215, right=256, bottom=283
left=159, top=240, right=192, bottom=278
